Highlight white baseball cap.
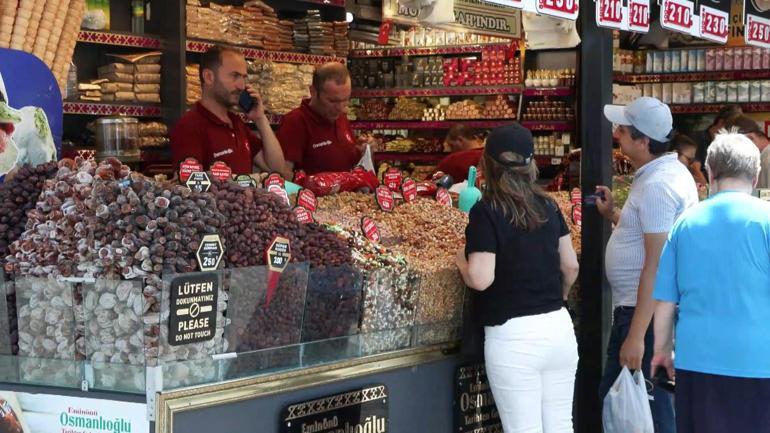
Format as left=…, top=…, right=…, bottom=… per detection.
left=604, top=97, right=673, bottom=143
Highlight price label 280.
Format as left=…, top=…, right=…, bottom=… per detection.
left=746, top=15, right=770, bottom=48
left=537, top=0, right=579, bottom=20
left=661, top=0, right=694, bottom=33
left=628, top=0, right=650, bottom=32
left=700, top=5, right=728, bottom=43
left=597, top=0, right=623, bottom=27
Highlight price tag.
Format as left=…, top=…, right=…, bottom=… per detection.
left=384, top=168, right=403, bottom=191
left=186, top=171, right=211, bottom=193
left=297, top=189, right=318, bottom=212
left=596, top=0, right=624, bottom=29
left=264, top=172, right=285, bottom=189
left=375, top=185, right=395, bottom=212
left=551, top=157, right=562, bottom=165
left=570, top=187, right=582, bottom=205
left=196, top=234, right=224, bottom=272
left=699, top=5, right=729, bottom=43
left=536, top=0, right=579, bottom=21
left=436, top=188, right=452, bottom=207
left=661, top=0, right=695, bottom=34
left=293, top=206, right=314, bottom=224
left=360, top=217, right=381, bottom=243
left=571, top=204, right=583, bottom=227
left=267, top=185, right=291, bottom=207
left=628, top=0, right=650, bottom=32
left=746, top=14, right=770, bottom=48
left=209, top=161, right=232, bottom=182
left=402, top=178, right=417, bottom=203
left=234, top=174, right=257, bottom=188
left=265, top=236, right=291, bottom=306
left=179, top=157, right=203, bottom=183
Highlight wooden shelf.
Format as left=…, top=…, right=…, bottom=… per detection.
left=349, top=43, right=514, bottom=58
left=522, top=87, right=574, bottom=97
left=63, top=102, right=162, bottom=117
left=374, top=152, right=448, bottom=163
left=614, top=70, right=770, bottom=84
left=186, top=40, right=343, bottom=65
left=670, top=103, right=770, bottom=114
left=352, top=85, right=522, bottom=98
left=350, top=120, right=517, bottom=130
left=77, top=30, right=161, bottom=49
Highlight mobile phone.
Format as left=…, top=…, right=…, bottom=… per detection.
left=652, top=369, right=675, bottom=393
left=238, top=90, right=255, bottom=113
left=584, top=191, right=605, bottom=206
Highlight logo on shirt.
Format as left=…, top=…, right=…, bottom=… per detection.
left=213, top=148, right=234, bottom=158
left=312, top=140, right=332, bottom=149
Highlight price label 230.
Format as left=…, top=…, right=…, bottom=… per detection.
left=661, top=0, right=694, bottom=33
left=700, top=5, right=728, bottom=43
left=747, top=15, right=770, bottom=48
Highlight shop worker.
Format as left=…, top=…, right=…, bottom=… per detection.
left=170, top=45, right=285, bottom=175
left=434, top=125, right=485, bottom=182
left=276, top=62, right=362, bottom=177
left=596, top=97, right=698, bottom=433
left=725, top=115, right=770, bottom=190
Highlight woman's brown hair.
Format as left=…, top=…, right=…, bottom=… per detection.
left=481, top=150, right=553, bottom=231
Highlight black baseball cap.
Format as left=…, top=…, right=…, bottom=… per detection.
left=485, top=123, right=534, bottom=167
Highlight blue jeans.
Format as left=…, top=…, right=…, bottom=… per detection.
left=599, top=307, right=676, bottom=433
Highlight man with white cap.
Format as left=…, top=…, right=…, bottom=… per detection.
left=596, top=97, right=698, bottom=433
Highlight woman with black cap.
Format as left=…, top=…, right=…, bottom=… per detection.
left=456, top=123, right=580, bottom=433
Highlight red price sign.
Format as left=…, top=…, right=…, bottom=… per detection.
left=209, top=161, right=232, bottom=182
left=628, top=0, right=650, bottom=33
left=375, top=186, right=395, bottom=212
left=570, top=188, right=582, bottom=205
left=179, top=157, right=203, bottom=183
left=536, top=0, right=579, bottom=20
left=436, top=188, right=452, bottom=207
left=402, top=178, right=417, bottom=203
left=293, top=206, right=314, bottom=224
left=384, top=168, right=402, bottom=191
left=265, top=236, right=291, bottom=307
left=661, top=0, right=694, bottom=34
left=596, top=0, right=624, bottom=28
left=264, top=173, right=284, bottom=188
left=746, top=14, right=770, bottom=48
left=360, top=217, right=381, bottom=243
left=297, top=189, right=317, bottom=212
left=699, top=5, right=729, bottom=43
left=267, top=185, right=290, bottom=207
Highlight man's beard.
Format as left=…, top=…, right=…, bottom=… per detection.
left=212, top=81, right=238, bottom=108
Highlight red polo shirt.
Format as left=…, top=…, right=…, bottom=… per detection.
left=276, top=99, right=361, bottom=175
left=170, top=102, right=262, bottom=175
left=436, top=148, right=484, bottom=182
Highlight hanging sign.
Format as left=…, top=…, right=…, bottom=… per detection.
left=700, top=3, right=731, bottom=42
left=196, top=234, right=224, bottom=272
left=661, top=0, right=695, bottom=33
left=628, top=0, right=651, bottom=32
left=537, top=0, right=580, bottom=20
left=383, top=0, right=522, bottom=38
left=265, top=236, right=291, bottom=307
left=596, top=0, right=625, bottom=28
left=168, top=273, right=219, bottom=346
left=745, top=0, right=770, bottom=48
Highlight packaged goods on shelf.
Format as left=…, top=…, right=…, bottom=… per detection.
left=304, top=9, right=335, bottom=56
left=612, top=84, right=642, bottom=104
left=388, top=97, right=427, bottom=120
left=633, top=47, right=770, bottom=74
left=186, top=64, right=201, bottom=105
left=522, top=100, right=574, bottom=122
left=524, top=69, right=575, bottom=88
left=247, top=60, right=314, bottom=115
left=333, top=21, right=349, bottom=58
left=534, top=133, right=572, bottom=157
left=350, top=29, right=510, bottom=50
left=445, top=100, right=483, bottom=120
left=482, top=95, right=516, bottom=119
left=138, top=121, right=168, bottom=149
left=422, top=105, right=446, bottom=121
left=354, top=99, right=391, bottom=121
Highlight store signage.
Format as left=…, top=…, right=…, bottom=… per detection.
left=186, top=171, right=211, bottom=193
left=361, top=216, right=381, bottom=243
left=384, top=168, right=403, bottom=191
left=454, top=364, right=501, bottom=433
left=265, top=236, right=291, bottom=306
left=0, top=391, right=148, bottom=433
left=628, top=0, right=651, bottom=32
left=376, top=185, right=395, bottom=212
left=265, top=172, right=285, bottom=188
left=179, top=157, right=203, bottom=183
left=402, top=178, right=417, bottom=203
left=537, top=0, right=580, bottom=20
left=298, top=189, right=318, bottom=212
left=209, top=161, right=232, bottom=182
left=234, top=174, right=257, bottom=188
left=281, top=385, right=388, bottom=433
left=293, top=206, right=314, bottom=224
left=746, top=13, right=770, bottom=47
left=701, top=4, right=731, bottom=42
left=383, top=0, right=522, bottom=39
left=661, top=0, right=695, bottom=34
left=436, top=187, right=452, bottom=207
left=196, top=234, right=224, bottom=272
left=168, top=272, right=219, bottom=346
left=596, top=0, right=625, bottom=29
left=268, top=184, right=291, bottom=207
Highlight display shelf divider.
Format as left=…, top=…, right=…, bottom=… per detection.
left=351, top=85, right=523, bottom=98
left=77, top=30, right=162, bottom=49
left=186, top=39, right=344, bottom=65
left=348, top=43, right=516, bottom=58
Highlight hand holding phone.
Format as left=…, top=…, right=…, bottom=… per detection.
left=238, top=89, right=255, bottom=113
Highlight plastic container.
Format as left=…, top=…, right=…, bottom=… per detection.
left=94, top=117, right=140, bottom=162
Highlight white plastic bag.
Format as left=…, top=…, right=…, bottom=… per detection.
left=602, top=367, right=654, bottom=433
left=357, top=144, right=375, bottom=173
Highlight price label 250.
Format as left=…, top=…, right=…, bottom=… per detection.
left=628, top=0, right=650, bottom=32
left=662, top=0, right=693, bottom=33
left=700, top=5, right=728, bottom=43
left=747, top=15, right=770, bottom=48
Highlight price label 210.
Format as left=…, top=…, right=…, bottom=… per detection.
left=596, top=0, right=623, bottom=28
left=628, top=0, right=650, bottom=32
left=537, top=0, right=579, bottom=20
left=747, top=15, right=770, bottom=48
left=699, top=5, right=728, bottom=43
left=661, top=0, right=694, bottom=33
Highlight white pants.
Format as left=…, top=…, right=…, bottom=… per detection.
left=484, top=308, right=579, bottom=433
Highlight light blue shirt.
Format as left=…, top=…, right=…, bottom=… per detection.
left=654, top=191, right=770, bottom=378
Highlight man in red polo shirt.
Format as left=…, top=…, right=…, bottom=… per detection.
left=276, top=62, right=362, bottom=177
left=170, top=45, right=285, bottom=175
left=434, top=125, right=485, bottom=182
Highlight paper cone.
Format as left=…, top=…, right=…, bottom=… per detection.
left=23, top=0, right=47, bottom=52
left=0, top=0, right=19, bottom=47
left=43, top=0, right=70, bottom=66
left=32, top=0, right=60, bottom=58
left=53, top=0, right=83, bottom=91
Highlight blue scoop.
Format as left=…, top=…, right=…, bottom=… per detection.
left=458, top=166, right=482, bottom=213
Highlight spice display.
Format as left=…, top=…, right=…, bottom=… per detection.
left=388, top=97, right=427, bottom=120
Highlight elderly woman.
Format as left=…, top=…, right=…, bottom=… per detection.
left=652, top=131, right=770, bottom=433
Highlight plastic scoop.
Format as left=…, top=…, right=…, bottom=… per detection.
left=458, top=166, right=482, bottom=212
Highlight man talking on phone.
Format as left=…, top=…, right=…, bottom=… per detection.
left=170, top=45, right=285, bottom=176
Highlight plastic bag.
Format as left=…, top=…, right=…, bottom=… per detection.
left=305, top=169, right=379, bottom=196
left=357, top=144, right=375, bottom=173
left=602, top=367, right=654, bottom=433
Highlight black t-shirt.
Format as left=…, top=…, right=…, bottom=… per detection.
left=465, top=197, right=569, bottom=327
